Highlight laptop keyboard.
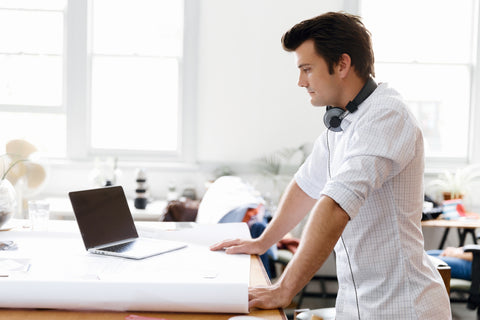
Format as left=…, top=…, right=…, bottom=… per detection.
left=101, top=241, right=134, bottom=253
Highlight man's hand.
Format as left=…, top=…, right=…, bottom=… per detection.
left=441, top=246, right=473, bottom=261
left=209, top=238, right=266, bottom=255
left=248, top=284, right=293, bottom=310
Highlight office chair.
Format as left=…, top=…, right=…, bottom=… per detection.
left=450, top=244, right=480, bottom=319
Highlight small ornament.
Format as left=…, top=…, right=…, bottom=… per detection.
left=134, top=169, right=148, bottom=209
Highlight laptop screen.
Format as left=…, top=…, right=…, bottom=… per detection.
left=69, top=186, right=138, bottom=249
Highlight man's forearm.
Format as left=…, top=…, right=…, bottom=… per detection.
left=275, top=195, right=349, bottom=299
left=258, top=179, right=316, bottom=249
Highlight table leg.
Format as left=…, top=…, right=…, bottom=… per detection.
left=458, top=229, right=467, bottom=246
left=458, top=229, right=477, bottom=247
left=439, top=228, right=450, bottom=249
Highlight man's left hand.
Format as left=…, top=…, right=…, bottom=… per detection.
left=248, top=284, right=293, bottom=310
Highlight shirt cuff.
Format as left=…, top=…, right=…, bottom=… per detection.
left=321, top=180, right=363, bottom=219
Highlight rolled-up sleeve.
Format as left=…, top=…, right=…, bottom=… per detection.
left=321, top=106, right=418, bottom=219
left=294, top=134, right=329, bottom=200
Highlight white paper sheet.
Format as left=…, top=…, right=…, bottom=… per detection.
left=0, top=222, right=251, bottom=313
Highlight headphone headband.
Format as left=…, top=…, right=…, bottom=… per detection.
left=346, top=77, right=377, bottom=113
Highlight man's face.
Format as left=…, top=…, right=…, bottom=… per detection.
left=294, top=40, right=341, bottom=107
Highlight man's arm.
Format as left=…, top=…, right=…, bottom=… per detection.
left=249, top=195, right=349, bottom=309
left=442, top=247, right=473, bottom=261
left=210, top=179, right=316, bottom=255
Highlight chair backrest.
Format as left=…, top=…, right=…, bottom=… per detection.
left=429, top=255, right=451, bottom=295
left=464, top=245, right=480, bottom=310
left=437, top=265, right=451, bottom=295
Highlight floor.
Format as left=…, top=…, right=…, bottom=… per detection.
left=283, top=282, right=478, bottom=319
left=450, top=303, right=478, bottom=320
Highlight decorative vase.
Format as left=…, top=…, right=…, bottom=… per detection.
left=0, top=179, right=16, bottom=229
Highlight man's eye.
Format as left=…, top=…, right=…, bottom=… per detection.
left=303, top=68, right=311, bottom=73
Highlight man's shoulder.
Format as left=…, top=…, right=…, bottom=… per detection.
left=368, top=82, right=406, bottom=109
left=361, top=83, right=416, bottom=122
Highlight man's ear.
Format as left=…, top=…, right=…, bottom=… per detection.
left=335, top=53, right=352, bottom=79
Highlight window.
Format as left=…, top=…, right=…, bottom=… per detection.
left=0, top=0, right=189, bottom=160
left=359, top=0, right=478, bottom=162
left=89, top=0, right=183, bottom=154
left=0, top=0, right=66, bottom=157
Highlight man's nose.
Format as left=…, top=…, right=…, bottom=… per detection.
left=298, top=74, right=307, bottom=87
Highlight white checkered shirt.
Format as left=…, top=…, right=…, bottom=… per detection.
left=295, top=83, right=451, bottom=319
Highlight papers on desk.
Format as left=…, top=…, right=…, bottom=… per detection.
left=0, top=222, right=250, bottom=313
left=0, top=258, right=30, bottom=276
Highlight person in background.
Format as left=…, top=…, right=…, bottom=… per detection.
left=428, top=247, right=472, bottom=280
left=211, top=11, right=451, bottom=319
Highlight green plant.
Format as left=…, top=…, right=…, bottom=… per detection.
left=253, top=143, right=310, bottom=177
left=213, top=165, right=235, bottom=180
left=252, top=143, right=311, bottom=206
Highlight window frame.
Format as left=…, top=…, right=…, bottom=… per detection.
left=0, top=5, right=65, bottom=114
left=345, top=0, right=480, bottom=170
left=65, top=0, right=197, bottom=162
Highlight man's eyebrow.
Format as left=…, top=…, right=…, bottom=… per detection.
left=298, top=63, right=311, bottom=69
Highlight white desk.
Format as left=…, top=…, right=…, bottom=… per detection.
left=46, top=197, right=167, bottom=221
left=0, top=220, right=251, bottom=313
left=0, top=255, right=286, bottom=320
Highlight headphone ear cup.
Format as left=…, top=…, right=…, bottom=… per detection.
left=324, top=107, right=345, bottom=132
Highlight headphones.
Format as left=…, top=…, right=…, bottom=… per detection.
left=323, top=77, right=377, bottom=132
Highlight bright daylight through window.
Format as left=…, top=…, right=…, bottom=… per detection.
left=360, top=0, right=476, bottom=160
left=0, top=0, right=184, bottom=159
left=90, top=0, right=183, bottom=154
left=0, top=0, right=66, bottom=157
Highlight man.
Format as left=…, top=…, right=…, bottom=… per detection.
left=211, top=12, right=451, bottom=319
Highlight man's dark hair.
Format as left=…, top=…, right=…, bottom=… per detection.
left=281, top=12, right=375, bottom=79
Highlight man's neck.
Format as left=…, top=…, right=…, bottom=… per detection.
left=337, top=76, right=367, bottom=110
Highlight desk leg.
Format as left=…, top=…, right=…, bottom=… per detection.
left=439, top=228, right=450, bottom=249
left=458, top=228, right=477, bottom=247
left=458, top=229, right=467, bottom=247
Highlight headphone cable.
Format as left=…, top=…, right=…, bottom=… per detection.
left=341, top=235, right=361, bottom=320
left=326, top=129, right=361, bottom=320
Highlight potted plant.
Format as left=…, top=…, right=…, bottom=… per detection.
left=253, top=143, right=311, bottom=207
left=427, top=164, right=480, bottom=201
left=0, top=139, right=45, bottom=227
left=0, top=157, right=21, bottom=228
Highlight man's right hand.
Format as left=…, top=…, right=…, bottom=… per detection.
left=209, top=238, right=267, bottom=255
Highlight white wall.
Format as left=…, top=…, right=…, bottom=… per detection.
left=41, top=0, right=344, bottom=199
left=196, top=0, right=342, bottom=163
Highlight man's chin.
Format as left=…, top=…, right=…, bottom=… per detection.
left=310, top=100, right=325, bottom=107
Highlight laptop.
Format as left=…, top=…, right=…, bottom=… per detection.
left=69, top=186, right=187, bottom=259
